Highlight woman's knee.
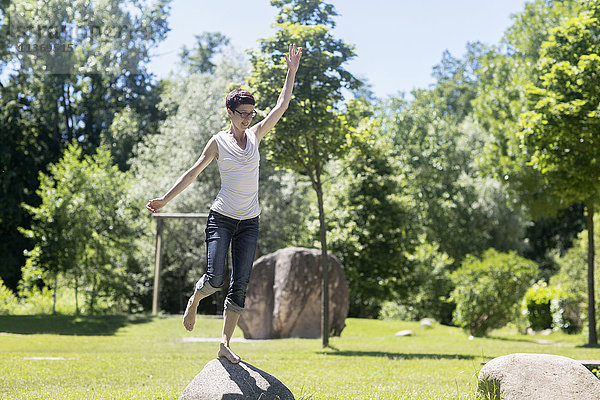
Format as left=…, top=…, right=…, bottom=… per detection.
left=196, top=274, right=222, bottom=296
left=207, top=274, right=225, bottom=288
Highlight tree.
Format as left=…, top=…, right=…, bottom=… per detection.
left=7, top=0, right=169, bottom=152
left=383, top=91, right=527, bottom=264
left=20, top=143, right=143, bottom=314
left=326, top=99, right=420, bottom=318
left=350, top=41, right=536, bottom=325
left=1, top=0, right=169, bottom=290
left=519, top=0, right=600, bottom=344
left=179, top=32, right=231, bottom=74
left=248, top=0, right=362, bottom=347
left=523, top=203, right=586, bottom=279
left=473, top=0, right=585, bottom=259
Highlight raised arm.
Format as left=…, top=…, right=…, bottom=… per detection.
left=251, top=44, right=302, bottom=144
left=146, top=137, right=218, bottom=213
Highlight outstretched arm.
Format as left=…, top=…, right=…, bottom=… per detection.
left=146, top=137, right=218, bottom=213
left=251, top=44, right=302, bottom=144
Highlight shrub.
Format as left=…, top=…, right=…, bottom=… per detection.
left=552, top=293, right=583, bottom=334
left=523, top=281, right=558, bottom=331
left=0, top=279, right=18, bottom=315
left=379, top=301, right=416, bottom=321
left=13, top=286, right=55, bottom=315
left=549, top=228, right=592, bottom=334
left=379, top=238, right=455, bottom=323
left=449, top=249, right=538, bottom=336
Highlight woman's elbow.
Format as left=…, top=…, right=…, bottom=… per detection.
left=276, top=102, right=289, bottom=113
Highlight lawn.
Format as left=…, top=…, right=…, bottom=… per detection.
left=1, top=314, right=598, bottom=399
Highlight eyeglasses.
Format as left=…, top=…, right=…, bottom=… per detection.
left=232, top=109, right=257, bottom=119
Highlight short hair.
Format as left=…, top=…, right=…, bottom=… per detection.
left=226, top=88, right=255, bottom=111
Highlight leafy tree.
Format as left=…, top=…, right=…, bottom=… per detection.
left=20, top=143, right=143, bottom=314
left=326, top=99, right=420, bottom=318
left=7, top=0, right=169, bottom=152
left=450, top=249, right=538, bottom=336
left=179, top=32, right=231, bottom=74
left=473, top=0, right=585, bottom=264
left=523, top=203, right=586, bottom=279
left=353, top=45, right=527, bottom=322
left=1, top=0, right=169, bottom=290
left=383, top=93, right=527, bottom=264
left=519, top=0, right=600, bottom=344
left=383, top=236, right=455, bottom=324
left=429, top=43, right=484, bottom=121
left=389, top=43, right=530, bottom=264
left=248, top=0, right=362, bottom=346
left=0, top=81, right=43, bottom=290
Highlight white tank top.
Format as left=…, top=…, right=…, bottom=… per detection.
left=210, top=130, right=260, bottom=219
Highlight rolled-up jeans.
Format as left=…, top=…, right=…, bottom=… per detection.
left=195, top=210, right=259, bottom=314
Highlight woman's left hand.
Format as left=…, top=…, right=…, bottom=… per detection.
left=285, top=43, right=302, bottom=73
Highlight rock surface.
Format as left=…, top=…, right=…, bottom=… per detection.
left=419, top=318, right=434, bottom=329
left=179, top=358, right=294, bottom=400
left=238, top=247, right=349, bottom=339
left=478, top=353, right=600, bottom=400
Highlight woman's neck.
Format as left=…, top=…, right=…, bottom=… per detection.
left=229, top=124, right=245, bottom=140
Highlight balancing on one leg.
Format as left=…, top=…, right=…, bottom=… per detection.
left=146, top=44, right=302, bottom=364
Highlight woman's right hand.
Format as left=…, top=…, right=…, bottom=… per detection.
left=146, top=198, right=167, bottom=213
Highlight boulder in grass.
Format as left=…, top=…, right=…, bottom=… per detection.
left=420, top=318, right=434, bottom=329
left=478, top=353, right=600, bottom=400
left=179, top=358, right=294, bottom=400
left=239, top=247, right=349, bottom=339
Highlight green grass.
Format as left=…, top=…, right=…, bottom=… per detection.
left=1, top=315, right=598, bottom=399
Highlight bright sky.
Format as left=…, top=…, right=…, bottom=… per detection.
left=149, top=0, right=529, bottom=99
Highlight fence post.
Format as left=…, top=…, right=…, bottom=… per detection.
left=152, top=217, right=164, bottom=315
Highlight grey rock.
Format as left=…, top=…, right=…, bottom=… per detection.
left=478, top=353, right=600, bottom=400
left=179, top=358, right=294, bottom=400
left=419, top=318, right=434, bottom=329
left=238, top=247, right=349, bottom=339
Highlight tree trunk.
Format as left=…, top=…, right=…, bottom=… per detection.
left=53, top=274, right=57, bottom=315
left=314, top=177, right=330, bottom=348
left=359, top=295, right=366, bottom=318
left=75, top=274, right=79, bottom=316
left=90, top=273, right=97, bottom=315
left=586, top=202, right=597, bottom=346
left=63, top=82, right=73, bottom=140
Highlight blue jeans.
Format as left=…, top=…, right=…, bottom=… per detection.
left=195, top=210, right=259, bottom=314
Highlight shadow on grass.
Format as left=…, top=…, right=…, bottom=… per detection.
left=576, top=343, right=600, bottom=349
left=0, top=314, right=153, bottom=336
left=318, top=350, right=480, bottom=361
left=485, top=335, right=544, bottom=344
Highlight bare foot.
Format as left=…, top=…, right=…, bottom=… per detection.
left=182, top=294, right=199, bottom=331
left=218, top=343, right=241, bottom=364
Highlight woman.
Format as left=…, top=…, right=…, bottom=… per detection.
left=146, top=44, right=302, bottom=364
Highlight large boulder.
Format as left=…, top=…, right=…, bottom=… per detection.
left=238, top=247, right=349, bottom=339
left=478, top=353, right=600, bottom=400
left=179, top=358, right=294, bottom=400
